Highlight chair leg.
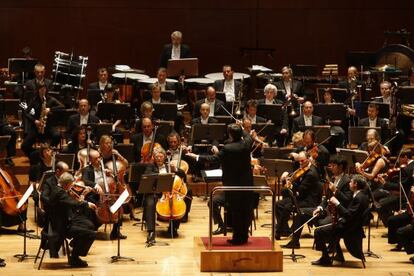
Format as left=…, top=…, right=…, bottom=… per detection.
left=223, top=207, right=227, bottom=236
left=34, top=240, right=44, bottom=264
left=37, top=246, right=47, bottom=270
left=64, top=239, right=71, bottom=263
left=361, top=255, right=366, bottom=268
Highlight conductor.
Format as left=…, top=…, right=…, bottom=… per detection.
left=187, top=123, right=254, bottom=245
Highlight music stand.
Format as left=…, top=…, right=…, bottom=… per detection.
left=336, top=148, right=369, bottom=172
left=291, top=64, right=318, bottom=78
left=312, top=126, right=331, bottom=144
left=191, top=124, right=227, bottom=145
left=212, top=116, right=233, bottom=124
left=55, top=153, right=75, bottom=172
left=156, top=120, right=175, bottom=138
left=8, top=58, right=38, bottom=83
left=313, top=104, right=347, bottom=121
left=215, top=92, right=226, bottom=103
left=88, top=123, right=112, bottom=142
left=257, top=104, right=283, bottom=124
left=348, top=126, right=381, bottom=146
left=167, top=58, right=199, bottom=77
left=87, top=89, right=103, bottom=107
left=201, top=169, right=223, bottom=200
left=331, top=88, right=349, bottom=103
left=153, top=103, right=178, bottom=121
left=397, top=86, right=414, bottom=104
left=354, top=101, right=390, bottom=119
left=263, top=147, right=292, bottom=160
left=139, top=173, right=175, bottom=247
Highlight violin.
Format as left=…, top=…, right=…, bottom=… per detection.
left=360, top=141, right=387, bottom=170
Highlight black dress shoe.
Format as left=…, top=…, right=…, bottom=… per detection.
left=69, top=256, right=88, bottom=268
left=282, top=241, right=300, bottom=249
left=110, top=232, right=127, bottom=240
left=5, top=158, right=14, bottom=167
left=311, top=257, right=332, bottom=266
left=167, top=228, right=179, bottom=238
left=381, top=233, right=388, bottom=238
left=0, top=258, right=4, bottom=262
left=212, top=227, right=225, bottom=235
left=0, top=261, right=5, bottom=267
left=146, top=231, right=155, bottom=243
left=332, top=254, right=345, bottom=263
left=391, top=245, right=403, bottom=252
left=410, top=256, right=414, bottom=264
left=227, top=239, right=247, bottom=245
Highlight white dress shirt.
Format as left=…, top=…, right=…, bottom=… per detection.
left=171, top=45, right=181, bottom=60
left=80, top=114, right=89, bottom=125
left=304, top=115, right=313, bottom=126
left=223, top=79, right=235, bottom=102
left=99, top=81, right=107, bottom=90
left=205, top=99, right=216, bottom=116
left=201, top=117, right=209, bottom=125
left=284, top=80, right=292, bottom=96
left=369, top=118, right=377, bottom=128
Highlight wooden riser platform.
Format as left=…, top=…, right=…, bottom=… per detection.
left=194, top=236, right=283, bottom=272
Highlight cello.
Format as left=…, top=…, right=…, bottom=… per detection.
left=0, top=167, right=27, bottom=216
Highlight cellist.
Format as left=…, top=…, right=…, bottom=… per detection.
left=144, top=147, right=187, bottom=243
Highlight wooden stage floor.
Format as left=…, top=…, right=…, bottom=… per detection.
left=1, top=194, right=414, bottom=275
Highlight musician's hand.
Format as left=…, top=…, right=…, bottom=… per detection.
left=35, top=120, right=42, bottom=127
left=88, top=202, right=97, bottom=210
left=297, top=97, right=304, bottom=104
left=250, top=130, right=257, bottom=139
left=186, top=145, right=192, bottom=153
left=186, top=152, right=198, bottom=160
left=329, top=196, right=340, bottom=206
left=94, top=184, right=104, bottom=195
left=280, top=128, right=287, bottom=135
left=280, top=171, right=289, bottom=181
left=104, top=169, right=112, bottom=176
left=411, top=186, right=414, bottom=194
left=347, top=108, right=356, bottom=116
left=313, top=206, right=322, bottom=217
left=211, top=146, right=219, bottom=154
left=170, top=163, right=177, bottom=172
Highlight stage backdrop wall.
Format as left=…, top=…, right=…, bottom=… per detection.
left=0, top=0, right=413, bottom=87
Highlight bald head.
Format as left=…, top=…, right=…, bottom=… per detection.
left=200, top=103, right=210, bottom=119
left=78, top=99, right=90, bottom=116
left=56, top=161, right=69, bottom=177
left=142, top=117, right=153, bottom=137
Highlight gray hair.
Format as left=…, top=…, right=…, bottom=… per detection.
left=59, top=172, right=74, bottom=187
left=264, top=83, right=277, bottom=94
left=171, top=31, right=182, bottom=39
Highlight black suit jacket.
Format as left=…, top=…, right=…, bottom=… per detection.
left=275, top=80, right=302, bottom=96
left=358, top=117, right=389, bottom=141
left=198, top=133, right=254, bottom=209
left=24, top=78, right=53, bottom=102
left=213, top=79, right=243, bottom=102
left=292, top=115, right=324, bottom=134
left=159, top=44, right=191, bottom=68
left=336, top=191, right=369, bottom=236
left=321, top=174, right=353, bottom=210
left=88, top=82, right=109, bottom=90
left=67, top=113, right=101, bottom=136
left=193, top=99, right=225, bottom=118
left=293, top=165, right=322, bottom=208
left=130, top=132, right=167, bottom=162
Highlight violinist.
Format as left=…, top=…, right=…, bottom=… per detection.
left=243, top=100, right=266, bottom=124
left=131, top=117, right=167, bottom=163
left=377, top=149, right=414, bottom=227
left=166, top=132, right=193, bottom=222
left=355, top=129, right=389, bottom=196
left=144, top=147, right=186, bottom=242
left=46, top=172, right=96, bottom=267
left=284, top=156, right=352, bottom=249
left=275, top=151, right=321, bottom=240
left=312, top=175, right=369, bottom=266
left=80, top=149, right=126, bottom=240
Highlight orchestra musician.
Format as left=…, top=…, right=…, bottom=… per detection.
left=275, top=66, right=304, bottom=105
left=376, top=149, right=414, bottom=226
left=275, top=151, right=322, bottom=240
left=358, top=103, right=389, bottom=143
left=155, top=67, right=186, bottom=104
left=312, top=175, right=369, bottom=266
left=244, top=99, right=266, bottom=124
left=80, top=149, right=125, bottom=240
left=133, top=101, right=155, bottom=134
left=21, top=82, right=64, bottom=160
left=159, top=31, right=191, bottom=68
left=0, top=97, right=17, bottom=166
left=144, top=147, right=186, bottom=242
left=166, top=132, right=192, bottom=222
left=67, top=99, right=101, bottom=139
left=193, top=86, right=225, bottom=118
left=291, top=101, right=324, bottom=134
left=187, top=123, right=255, bottom=245
left=21, top=63, right=53, bottom=103
left=88, top=67, right=110, bottom=91
left=338, top=66, right=362, bottom=99
left=44, top=172, right=96, bottom=267
left=257, top=83, right=289, bottom=146
left=284, top=156, right=352, bottom=249
left=213, top=65, right=243, bottom=104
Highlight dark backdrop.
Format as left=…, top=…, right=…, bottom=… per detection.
left=1, top=0, right=413, bottom=86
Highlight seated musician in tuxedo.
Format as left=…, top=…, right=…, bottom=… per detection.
left=156, top=67, right=187, bottom=104
left=166, top=132, right=193, bottom=222
left=21, top=82, right=64, bottom=160
left=0, top=99, right=17, bottom=166
left=67, top=99, right=101, bottom=139
left=144, top=147, right=187, bottom=243
left=131, top=117, right=167, bottom=163
left=243, top=99, right=266, bottom=124
left=275, top=66, right=303, bottom=104
left=358, top=102, right=389, bottom=142
left=395, top=206, right=414, bottom=264
left=21, top=63, right=53, bottom=103
left=257, top=83, right=289, bottom=146
left=312, top=175, right=369, bottom=266
left=338, top=66, right=362, bottom=97
left=376, top=149, right=414, bottom=226
left=193, top=86, right=225, bottom=118
left=134, top=101, right=155, bottom=134
left=284, top=156, right=352, bottom=249
left=80, top=149, right=126, bottom=240
left=291, top=101, right=324, bottom=134
left=46, top=172, right=96, bottom=267
left=275, top=151, right=322, bottom=240
left=88, top=67, right=110, bottom=90
left=213, top=65, right=243, bottom=104
left=374, top=81, right=392, bottom=105
left=159, top=31, right=191, bottom=68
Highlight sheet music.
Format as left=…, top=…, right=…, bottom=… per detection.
left=251, top=65, right=272, bottom=72
left=110, top=189, right=129, bottom=214
left=17, top=184, right=33, bottom=209
left=177, top=103, right=187, bottom=111
left=204, top=169, right=223, bottom=178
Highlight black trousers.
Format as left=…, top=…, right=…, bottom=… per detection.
left=208, top=193, right=227, bottom=228
left=378, top=194, right=401, bottom=227
left=0, top=124, right=17, bottom=157
left=231, top=206, right=252, bottom=243
left=396, top=222, right=414, bottom=254
left=291, top=207, right=314, bottom=242
left=144, top=194, right=180, bottom=232
left=21, top=126, right=60, bottom=157
left=388, top=212, right=411, bottom=244
left=275, top=197, right=293, bottom=234
left=67, top=215, right=96, bottom=257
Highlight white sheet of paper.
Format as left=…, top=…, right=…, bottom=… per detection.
left=110, top=189, right=129, bottom=214
left=205, top=169, right=223, bottom=178
left=17, top=184, right=34, bottom=209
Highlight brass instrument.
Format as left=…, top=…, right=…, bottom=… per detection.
left=233, top=76, right=244, bottom=116
left=38, top=96, right=47, bottom=134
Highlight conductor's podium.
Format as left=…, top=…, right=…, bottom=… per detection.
left=194, top=236, right=283, bottom=272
